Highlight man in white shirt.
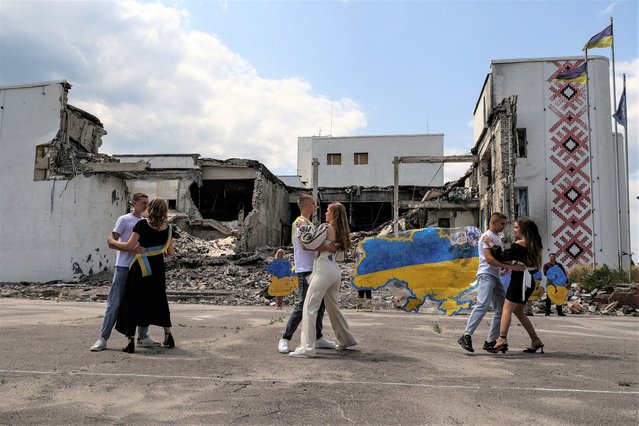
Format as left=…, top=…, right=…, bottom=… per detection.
left=458, top=212, right=521, bottom=352
left=277, top=194, right=336, bottom=354
left=90, top=193, right=159, bottom=351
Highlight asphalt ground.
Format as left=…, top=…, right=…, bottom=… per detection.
left=0, top=298, right=637, bottom=425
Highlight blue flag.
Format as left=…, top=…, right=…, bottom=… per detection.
left=613, top=87, right=627, bottom=127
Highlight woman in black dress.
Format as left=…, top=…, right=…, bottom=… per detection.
left=483, top=217, right=544, bottom=354
left=109, top=197, right=175, bottom=353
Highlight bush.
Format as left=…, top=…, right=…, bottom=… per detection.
left=568, top=264, right=637, bottom=291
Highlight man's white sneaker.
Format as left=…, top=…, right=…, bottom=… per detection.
left=90, top=338, right=107, bottom=352
left=288, top=350, right=314, bottom=358
left=315, top=337, right=336, bottom=349
left=278, top=338, right=289, bottom=354
left=137, top=336, right=161, bottom=347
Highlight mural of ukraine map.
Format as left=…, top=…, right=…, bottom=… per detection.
left=353, top=226, right=481, bottom=315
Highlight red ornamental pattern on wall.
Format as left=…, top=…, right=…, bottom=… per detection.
left=547, top=60, right=594, bottom=268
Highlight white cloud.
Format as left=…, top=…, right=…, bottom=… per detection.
left=0, top=1, right=366, bottom=174
left=599, top=2, right=617, bottom=16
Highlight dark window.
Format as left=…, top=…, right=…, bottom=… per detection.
left=168, top=199, right=177, bottom=209
left=354, top=152, right=368, bottom=165
left=327, top=153, right=341, bottom=165
left=438, top=218, right=450, bottom=228
left=516, top=128, right=527, bottom=158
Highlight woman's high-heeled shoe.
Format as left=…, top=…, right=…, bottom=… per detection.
left=523, top=339, right=544, bottom=354
left=122, top=337, right=135, bottom=353
left=163, top=333, right=175, bottom=348
left=487, top=336, right=508, bottom=353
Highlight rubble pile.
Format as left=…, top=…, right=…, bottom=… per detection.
left=528, top=283, right=639, bottom=316
left=1, top=225, right=637, bottom=315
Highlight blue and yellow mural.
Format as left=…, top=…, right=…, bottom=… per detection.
left=267, top=258, right=298, bottom=297
left=353, top=226, right=481, bottom=315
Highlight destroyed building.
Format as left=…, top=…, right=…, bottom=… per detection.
left=0, top=81, right=136, bottom=282
left=292, top=134, right=479, bottom=231
left=111, top=155, right=291, bottom=252
left=0, top=81, right=291, bottom=283
left=471, top=57, right=631, bottom=269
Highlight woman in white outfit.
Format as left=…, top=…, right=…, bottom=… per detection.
left=289, top=202, right=358, bottom=358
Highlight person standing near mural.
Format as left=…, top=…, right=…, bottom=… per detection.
left=277, top=194, right=336, bottom=354
left=458, top=213, right=523, bottom=353
left=90, top=193, right=159, bottom=351
left=543, top=253, right=567, bottom=316
left=289, top=202, right=358, bottom=358
left=483, top=217, right=545, bottom=354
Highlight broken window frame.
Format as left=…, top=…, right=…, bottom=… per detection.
left=516, top=128, right=528, bottom=158
left=354, top=152, right=369, bottom=165
left=515, top=187, right=529, bottom=218
left=327, top=153, right=342, bottom=166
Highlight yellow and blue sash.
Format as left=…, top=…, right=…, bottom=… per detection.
left=130, top=225, right=173, bottom=277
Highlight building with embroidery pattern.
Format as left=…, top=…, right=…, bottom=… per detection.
left=471, top=56, right=630, bottom=269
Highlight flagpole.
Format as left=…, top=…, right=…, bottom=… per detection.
left=583, top=50, right=597, bottom=269
left=622, top=74, right=631, bottom=280
left=609, top=17, right=623, bottom=269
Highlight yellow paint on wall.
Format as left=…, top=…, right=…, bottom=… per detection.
left=354, top=257, right=479, bottom=315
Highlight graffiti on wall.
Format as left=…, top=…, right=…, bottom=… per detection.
left=353, top=226, right=481, bottom=315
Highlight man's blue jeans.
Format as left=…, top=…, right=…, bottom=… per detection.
left=282, top=272, right=325, bottom=340
left=464, top=273, right=504, bottom=342
left=100, top=266, right=148, bottom=340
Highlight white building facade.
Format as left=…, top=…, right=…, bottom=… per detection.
left=473, top=57, right=630, bottom=269
left=297, top=134, right=444, bottom=188
left=0, top=81, right=128, bottom=282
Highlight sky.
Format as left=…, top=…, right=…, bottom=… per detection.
left=0, top=0, right=637, bottom=252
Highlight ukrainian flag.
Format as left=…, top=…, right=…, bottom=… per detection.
left=584, top=24, right=613, bottom=50
left=554, top=62, right=587, bottom=85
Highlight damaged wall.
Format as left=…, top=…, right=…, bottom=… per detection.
left=0, top=81, right=128, bottom=282
left=473, top=95, right=518, bottom=244
left=239, top=168, right=290, bottom=251
left=113, top=154, right=202, bottom=219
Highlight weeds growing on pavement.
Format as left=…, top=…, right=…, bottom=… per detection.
left=268, top=316, right=285, bottom=325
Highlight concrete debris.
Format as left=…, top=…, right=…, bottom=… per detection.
left=527, top=283, right=639, bottom=316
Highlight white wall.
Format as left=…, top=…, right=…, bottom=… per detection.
left=490, top=57, right=622, bottom=268
left=0, top=82, right=128, bottom=282
left=297, top=134, right=444, bottom=187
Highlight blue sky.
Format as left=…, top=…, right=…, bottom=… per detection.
left=183, top=0, right=637, bottom=149
left=1, top=0, right=637, bottom=249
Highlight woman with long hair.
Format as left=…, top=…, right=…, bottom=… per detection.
left=483, top=217, right=545, bottom=354
left=289, top=202, right=358, bottom=358
left=109, top=197, right=176, bottom=353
